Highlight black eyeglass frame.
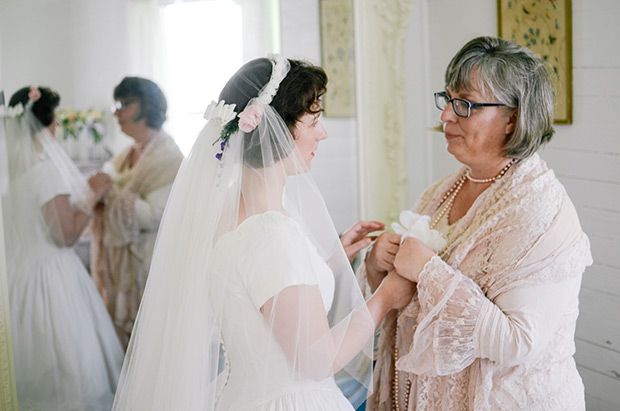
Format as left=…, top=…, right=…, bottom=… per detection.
left=434, top=91, right=506, bottom=118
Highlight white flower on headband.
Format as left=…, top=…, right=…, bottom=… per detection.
left=0, top=103, right=25, bottom=118
left=203, top=100, right=237, bottom=124
left=391, top=210, right=448, bottom=252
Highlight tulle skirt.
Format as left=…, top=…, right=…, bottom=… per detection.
left=9, top=246, right=124, bottom=411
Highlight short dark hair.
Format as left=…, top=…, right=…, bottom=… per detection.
left=445, top=36, right=555, bottom=159
left=219, top=58, right=327, bottom=130
left=9, top=86, right=60, bottom=128
left=113, top=77, right=167, bottom=129
left=218, top=57, right=327, bottom=168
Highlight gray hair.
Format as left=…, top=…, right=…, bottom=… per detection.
left=444, top=36, right=555, bottom=159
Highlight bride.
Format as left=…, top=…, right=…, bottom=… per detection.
left=2, top=86, right=124, bottom=410
left=112, top=55, right=414, bottom=410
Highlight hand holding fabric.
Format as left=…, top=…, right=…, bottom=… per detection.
left=365, top=232, right=401, bottom=291
left=88, top=172, right=112, bottom=203
left=393, top=237, right=436, bottom=283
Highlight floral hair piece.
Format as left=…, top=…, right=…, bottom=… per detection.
left=212, top=54, right=289, bottom=161
left=204, top=100, right=238, bottom=161
left=0, top=86, right=41, bottom=118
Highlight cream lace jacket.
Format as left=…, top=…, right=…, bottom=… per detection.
left=366, top=154, right=592, bottom=411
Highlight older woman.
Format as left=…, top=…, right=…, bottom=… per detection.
left=364, top=36, right=592, bottom=410
left=91, top=77, right=183, bottom=348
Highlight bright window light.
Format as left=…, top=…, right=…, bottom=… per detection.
left=162, top=1, right=242, bottom=155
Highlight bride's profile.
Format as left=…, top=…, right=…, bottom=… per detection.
left=112, top=55, right=414, bottom=410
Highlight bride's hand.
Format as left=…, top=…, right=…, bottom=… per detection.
left=340, top=220, right=384, bottom=263
left=376, top=271, right=416, bottom=310
left=88, top=172, right=112, bottom=202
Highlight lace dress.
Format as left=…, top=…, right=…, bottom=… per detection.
left=211, top=211, right=355, bottom=411
left=367, top=154, right=592, bottom=411
left=5, top=159, right=124, bottom=411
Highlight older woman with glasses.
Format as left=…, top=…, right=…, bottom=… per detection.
left=91, top=77, right=183, bottom=348
left=363, top=36, right=592, bottom=410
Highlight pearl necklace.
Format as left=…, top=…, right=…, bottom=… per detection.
left=392, top=325, right=411, bottom=411
left=465, top=158, right=517, bottom=184
left=429, top=174, right=467, bottom=229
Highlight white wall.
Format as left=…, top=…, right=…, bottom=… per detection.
left=406, top=1, right=620, bottom=409
left=280, top=0, right=360, bottom=233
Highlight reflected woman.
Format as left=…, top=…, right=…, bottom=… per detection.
left=2, top=86, right=123, bottom=410
left=91, top=77, right=183, bottom=348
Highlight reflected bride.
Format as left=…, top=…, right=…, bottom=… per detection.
left=2, top=86, right=123, bottom=410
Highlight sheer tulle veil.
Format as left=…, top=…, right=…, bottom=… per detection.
left=112, top=55, right=374, bottom=410
left=1, top=98, right=92, bottom=249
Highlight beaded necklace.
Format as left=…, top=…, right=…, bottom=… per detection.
left=391, top=158, right=518, bottom=409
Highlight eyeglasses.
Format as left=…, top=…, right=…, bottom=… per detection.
left=111, top=99, right=137, bottom=113
left=434, top=91, right=506, bottom=118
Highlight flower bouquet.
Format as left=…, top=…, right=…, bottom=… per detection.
left=57, top=107, right=105, bottom=143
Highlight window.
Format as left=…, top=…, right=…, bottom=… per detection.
left=162, top=1, right=242, bottom=155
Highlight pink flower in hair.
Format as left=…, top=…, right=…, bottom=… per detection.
left=238, top=103, right=264, bottom=133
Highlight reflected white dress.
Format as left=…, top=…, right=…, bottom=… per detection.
left=211, top=211, right=354, bottom=411
left=5, top=159, right=124, bottom=411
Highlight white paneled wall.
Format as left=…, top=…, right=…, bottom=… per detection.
left=551, top=1, right=620, bottom=408
left=280, top=0, right=361, bottom=233
left=406, top=1, right=620, bottom=409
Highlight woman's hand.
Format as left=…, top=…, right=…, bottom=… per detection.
left=375, top=271, right=416, bottom=310
left=340, top=220, right=385, bottom=263
left=393, top=237, right=436, bottom=283
left=365, top=232, right=402, bottom=291
left=88, top=172, right=112, bottom=202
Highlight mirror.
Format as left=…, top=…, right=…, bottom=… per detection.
left=0, top=0, right=280, bottom=408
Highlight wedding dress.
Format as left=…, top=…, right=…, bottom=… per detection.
left=2, top=108, right=124, bottom=410
left=212, top=211, right=354, bottom=410
left=112, top=55, right=374, bottom=410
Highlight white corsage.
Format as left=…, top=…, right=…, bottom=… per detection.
left=203, top=100, right=237, bottom=125
left=391, top=210, right=447, bottom=252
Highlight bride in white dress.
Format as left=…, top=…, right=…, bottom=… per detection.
left=2, top=87, right=124, bottom=410
left=112, top=55, right=415, bottom=410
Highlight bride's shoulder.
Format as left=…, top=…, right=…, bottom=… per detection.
left=239, top=210, right=301, bottom=239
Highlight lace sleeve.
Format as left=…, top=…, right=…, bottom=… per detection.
left=397, top=256, right=485, bottom=376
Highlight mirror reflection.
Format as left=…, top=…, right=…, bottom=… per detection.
left=0, top=0, right=279, bottom=408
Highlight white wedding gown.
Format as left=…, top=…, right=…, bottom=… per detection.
left=211, top=211, right=355, bottom=411
left=5, top=159, right=124, bottom=411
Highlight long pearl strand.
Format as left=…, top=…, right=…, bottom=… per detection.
left=429, top=174, right=467, bottom=229
left=391, top=326, right=411, bottom=411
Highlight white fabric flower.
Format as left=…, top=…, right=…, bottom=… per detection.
left=203, top=100, right=237, bottom=124
left=0, top=103, right=25, bottom=118
left=391, top=210, right=448, bottom=252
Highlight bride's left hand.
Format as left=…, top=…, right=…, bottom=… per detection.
left=341, top=220, right=385, bottom=263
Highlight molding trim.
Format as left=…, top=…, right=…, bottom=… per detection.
left=355, top=0, right=416, bottom=223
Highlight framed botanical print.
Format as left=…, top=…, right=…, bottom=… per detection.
left=319, top=0, right=356, bottom=117
left=498, top=0, right=573, bottom=123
